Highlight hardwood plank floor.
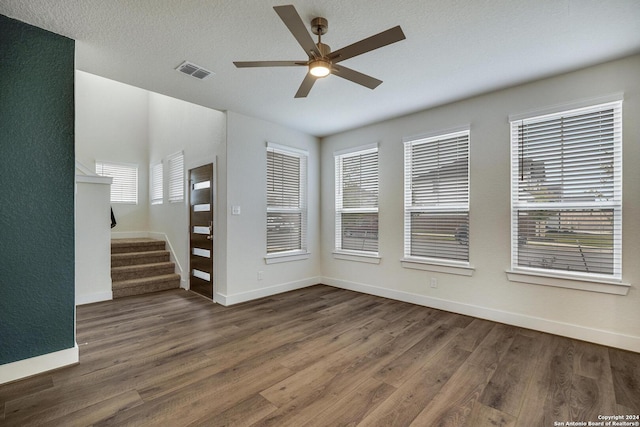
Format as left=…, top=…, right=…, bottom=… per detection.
left=1, top=285, right=639, bottom=426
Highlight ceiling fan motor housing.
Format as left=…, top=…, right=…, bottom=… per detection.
left=311, top=17, right=328, bottom=35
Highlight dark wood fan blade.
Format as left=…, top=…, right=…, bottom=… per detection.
left=273, top=5, right=321, bottom=58
left=328, top=26, right=405, bottom=63
left=331, top=64, right=382, bottom=89
left=234, top=60, right=306, bottom=68
left=295, top=73, right=316, bottom=98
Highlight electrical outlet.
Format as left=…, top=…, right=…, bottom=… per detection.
left=430, top=277, right=438, bottom=288
left=257, top=271, right=264, bottom=281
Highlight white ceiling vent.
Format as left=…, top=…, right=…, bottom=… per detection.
left=176, top=61, right=214, bottom=80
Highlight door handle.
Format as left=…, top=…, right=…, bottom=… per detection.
left=207, top=221, right=213, bottom=240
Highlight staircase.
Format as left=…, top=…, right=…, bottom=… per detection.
left=111, top=238, right=181, bottom=298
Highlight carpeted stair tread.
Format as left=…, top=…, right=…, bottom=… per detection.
left=111, top=238, right=166, bottom=254
left=111, top=250, right=170, bottom=267
left=110, top=238, right=180, bottom=298
left=112, top=273, right=180, bottom=293
left=112, top=272, right=180, bottom=288
left=112, top=274, right=180, bottom=298
left=111, top=261, right=176, bottom=281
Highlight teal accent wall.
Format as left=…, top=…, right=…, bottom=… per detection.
left=0, top=14, right=76, bottom=364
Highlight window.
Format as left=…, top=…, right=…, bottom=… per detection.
left=96, top=161, right=138, bottom=204
left=510, top=101, right=622, bottom=280
left=150, top=162, right=163, bottom=205
left=403, top=130, right=470, bottom=264
left=335, top=145, right=378, bottom=254
left=266, top=143, right=307, bottom=256
left=168, top=152, right=184, bottom=203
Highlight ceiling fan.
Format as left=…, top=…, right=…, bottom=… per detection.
left=233, top=4, right=406, bottom=98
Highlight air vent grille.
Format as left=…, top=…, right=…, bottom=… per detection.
left=176, top=61, right=214, bottom=80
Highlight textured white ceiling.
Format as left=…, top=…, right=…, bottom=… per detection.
left=2, top=0, right=639, bottom=137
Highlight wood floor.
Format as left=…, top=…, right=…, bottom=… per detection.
left=1, top=286, right=639, bottom=426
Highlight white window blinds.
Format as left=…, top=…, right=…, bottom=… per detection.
left=150, top=162, right=163, bottom=205
left=96, top=161, right=138, bottom=204
left=267, top=144, right=307, bottom=255
left=168, top=152, right=184, bottom=203
left=335, top=145, right=379, bottom=253
left=404, top=130, right=470, bottom=263
left=510, top=101, right=622, bottom=278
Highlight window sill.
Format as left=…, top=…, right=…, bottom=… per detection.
left=401, top=258, right=474, bottom=276
left=264, top=251, right=310, bottom=264
left=506, top=269, right=630, bottom=295
left=333, top=251, right=381, bottom=264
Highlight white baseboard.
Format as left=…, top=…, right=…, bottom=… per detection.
left=76, top=290, right=113, bottom=306
left=0, top=344, right=79, bottom=385
left=215, top=276, right=320, bottom=306
left=322, top=276, right=640, bottom=353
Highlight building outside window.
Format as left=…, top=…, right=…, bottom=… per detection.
left=403, top=129, right=470, bottom=264
left=335, top=144, right=379, bottom=254
left=510, top=100, right=622, bottom=280
left=266, top=143, right=308, bottom=256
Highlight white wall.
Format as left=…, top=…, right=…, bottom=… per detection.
left=147, top=92, right=227, bottom=292
left=320, top=54, right=640, bottom=352
left=75, top=175, right=113, bottom=305
left=74, top=57, right=639, bottom=351
left=75, top=71, right=150, bottom=232
left=223, top=111, right=321, bottom=304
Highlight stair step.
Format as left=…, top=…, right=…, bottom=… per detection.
left=112, top=273, right=180, bottom=299
left=110, top=238, right=178, bottom=298
left=111, top=250, right=170, bottom=267
left=111, top=262, right=176, bottom=281
left=111, top=238, right=166, bottom=254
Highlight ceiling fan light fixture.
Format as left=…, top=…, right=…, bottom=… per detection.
left=309, top=59, right=331, bottom=77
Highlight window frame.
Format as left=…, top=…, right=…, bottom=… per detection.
left=265, top=142, right=309, bottom=263
left=95, top=160, right=138, bottom=205
left=508, top=97, right=627, bottom=294
left=334, top=143, right=380, bottom=260
left=402, top=128, right=472, bottom=273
